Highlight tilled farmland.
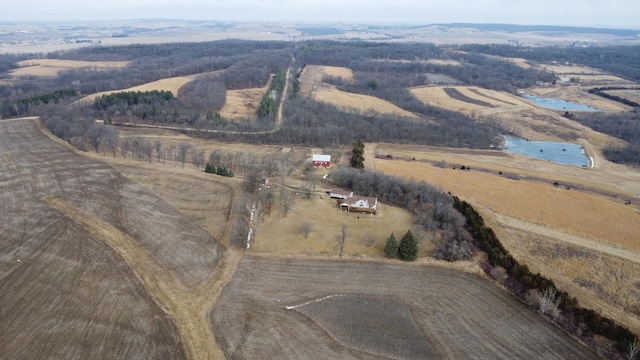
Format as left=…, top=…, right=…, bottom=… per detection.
left=0, top=119, right=223, bottom=359
left=212, top=257, right=598, bottom=359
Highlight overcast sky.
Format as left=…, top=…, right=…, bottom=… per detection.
left=2, top=0, right=638, bottom=29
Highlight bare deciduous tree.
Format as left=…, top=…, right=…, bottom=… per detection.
left=628, top=337, right=640, bottom=360
left=335, top=223, right=347, bottom=257
left=177, top=142, right=191, bottom=168
left=364, top=232, right=375, bottom=247
left=300, top=221, right=313, bottom=239
left=191, top=148, right=205, bottom=170
left=276, top=160, right=293, bottom=191
left=280, top=189, right=294, bottom=217
left=540, top=287, right=561, bottom=319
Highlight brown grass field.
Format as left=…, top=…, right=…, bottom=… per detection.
left=375, top=158, right=640, bottom=249
left=313, top=85, right=418, bottom=118
left=604, top=89, right=640, bottom=104
left=10, top=59, right=130, bottom=77
left=212, top=257, right=598, bottom=359
left=73, top=74, right=202, bottom=105
left=525, top=86, right=633, bottom=112
left=219, top=75, right=272, bottom=119
left=252, top=194, right=419, bottom=257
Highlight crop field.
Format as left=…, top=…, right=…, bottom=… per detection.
left=0, top=118, right=232, bottom=358
left=10, top=59, right=130, bottom=77
left=375, top=158, right=640, bottom=249
left=312, top=85, right=418, bottom=118
left=212, top=257, right=598, bottom=359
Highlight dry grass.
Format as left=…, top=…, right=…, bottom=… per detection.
left=313, top=86, right=418, bottom=118
left=74, top=75, right=200, bottom=105
left=525, top=86, right=633, bottom=112
left=10, top=59, right=130, bottom=77
left=604, top=89, right=640, bottom=104
left=321, top=66, right=354, bottom=81
left=538, top=64, right=603, bottom=74
left=252, top=193, right=419, bottom=257
left=519, top=231, right=640, bottom=317
left=375, top=158, right=640, bottom=250
left=219, top=75, right=272, bottom=119
left=425, top=59, right=462, bottom=66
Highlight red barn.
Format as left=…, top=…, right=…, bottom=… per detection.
left=312, top=154, right=331, bottom=168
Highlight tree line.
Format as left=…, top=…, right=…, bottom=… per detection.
left=453, top=197, right=638, bottom=358
left=588, top=86, right=640, bottom=108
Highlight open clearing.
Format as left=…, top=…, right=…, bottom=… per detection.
left=73, top=74, right=204, bottom=105
left=313, top=85, right=418, bottom=118
left=212, top=257, right=598, bottom=359
left=219, top=75, right=272, bottom=119
left=9, top=59, right=130, bottom=77
left=252, top=194, right=418, bottom=256
left=298, top=65, right=418, bottom=119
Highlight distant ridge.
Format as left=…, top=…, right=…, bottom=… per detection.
left=427, top=23, right=640, bottom=36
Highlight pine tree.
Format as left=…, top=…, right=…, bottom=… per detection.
left=398, top=230, right=418, bottom=261
left=351, top=140, right=365, bottom=169
left=384, top=233, right=398, bottom=258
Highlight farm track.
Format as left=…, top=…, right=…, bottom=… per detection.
left=483, top=209, right=640, bottom=336
left=1, top=118, right=236, bottom=359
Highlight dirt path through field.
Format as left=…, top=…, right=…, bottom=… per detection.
left=482, top=208, right=640, bottom=336
left=41, top=194, right=241, bottom=360
left=494, top=213, right=640, bottom=265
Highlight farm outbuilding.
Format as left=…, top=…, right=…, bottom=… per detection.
left=339, top=196, right=378, bottom=214
left=329, top=190, right=353, bottom=199
left=312, top=154, right=331, bottom=168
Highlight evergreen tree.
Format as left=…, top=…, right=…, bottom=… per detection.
left=384, top=233, right=398, bottom=258
left=398, top=230, right=418, bottom=261
left=351, top=140, right=365, bottom=169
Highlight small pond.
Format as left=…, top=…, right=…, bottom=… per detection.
left=522, top=94, right=601, bottom=111
left=503, top=136, right=591, bottom=167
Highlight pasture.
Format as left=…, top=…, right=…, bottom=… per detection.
left=10, top=59, right=130, bottom=77
left=313, top=85, right=418, bottom=118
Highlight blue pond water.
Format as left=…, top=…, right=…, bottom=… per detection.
left=503, top=136, right=590, bottom=167
left=523, top=94, right=601, bottom=111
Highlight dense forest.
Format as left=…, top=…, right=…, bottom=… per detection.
left=1, top=39, right=639, bottom=160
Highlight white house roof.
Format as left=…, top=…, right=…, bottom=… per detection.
left=312, top=154, right=331, bottom=162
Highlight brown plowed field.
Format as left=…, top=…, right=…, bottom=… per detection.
left=212, top=257, right=598, bottom=359
left=0, top=118, right=227, bottom=359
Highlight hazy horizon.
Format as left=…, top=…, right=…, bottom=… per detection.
left=2, top=0, right=639, bottom=30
